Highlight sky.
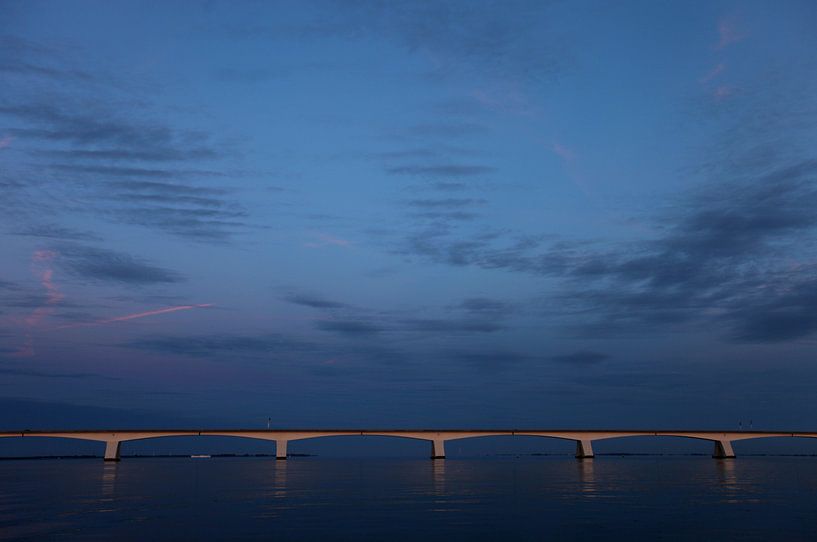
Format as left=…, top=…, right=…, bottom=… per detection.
left=2, top=0, right=817, bottom=438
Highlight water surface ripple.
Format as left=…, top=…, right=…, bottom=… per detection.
left=1, top=457, right=815, bottom=541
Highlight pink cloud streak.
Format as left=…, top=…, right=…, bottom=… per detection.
left=716, top=18, right=744, bottom=49
left=305, top=233, right=352, bottom=249
left=700, top=63, right=725, bottom=84
left=56, top=304, right=213, bottom=330
left=12, top=250, right=63, bottom=357
left=551, top=142, right=576, bottom=162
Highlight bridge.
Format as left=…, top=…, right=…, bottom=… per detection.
left=2, top=429, right=816, bottom=461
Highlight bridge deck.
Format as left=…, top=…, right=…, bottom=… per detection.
left=2, top=429, right=815, bottom=461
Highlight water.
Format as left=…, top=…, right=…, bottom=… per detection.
left=1, top=456, right=815, bottom=541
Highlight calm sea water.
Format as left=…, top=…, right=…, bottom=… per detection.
left=1, top=456, right=815, bottom=541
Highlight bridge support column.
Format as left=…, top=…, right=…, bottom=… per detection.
left=713, top=440, right=735, bottom=459
left=104, top=440, right=121, bottom=462
left=575, top=439, right=594, bottom=459
left=430, top=439, right=446, bottom=459
left=276, top=439, right=288, bottom=460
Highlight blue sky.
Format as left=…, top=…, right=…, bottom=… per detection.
left=2, top=0, right=817, bottom=433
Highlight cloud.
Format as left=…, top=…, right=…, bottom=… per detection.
left=400, top=157, right=817, bottom=342
left=315, top=320, right=383, bottom=336
left=402, top=226, right=560, bottom=274
left=449, top=350, right=529, bottom=371
left=727, top=274, right=817, bottom=343
left=57, top=304, right=212, bottom=330
left=407, top=198, right=486, bottom=208
left=12, top=224, right=101, bottom=241
left=125, top=333, right=310, bottom=357
left=0, top=365, right=114, bottom=379
left=109, top=181, right=228, bottom=197
left=429, top=181, right=469, bottom=192
left=115, top=207, right=248, bottom=241
left=562, top=161, right=817, bottom=340
left=0, top=92, right=245, bottom=241
left=372, top=145, right=477, bottom=162
left=0, top=292, right=74, bottom=309
left=56, top=244, right=183, bottom=284
left=551, top=142, right=575, bottom=162
left=0, top=279, right=16, bottom=290
left=700, top=63, right=725, bottom=84
left=456, top=297, right=513, bottom=317
left=0, top=35, right=96, bottom=82
left=11, top=250, right=64, bottom=357
left=392, top=296, right=516, bottom=336
left=214, top=62, right=333, bottom=83
left=388, top=165, right=495, bottom=177
left=403, top=122, right=488, bottom=138
left=550, top=351, right=610, bottom=364
left=411, top=211, right=479, bottom=222
left=404, top=198, right=487, bottom=222
left=401, top=318, right=503, bottom=333
left=36, top=147, right=218, bottom=162
left=305, top=233, right=352, bottom=249
left=314, top=1, right=561, bottom=82
left=713, top=85, right=733, bottom=100
left=0, top=104, right=218, bottom=158
left=102, top=181, right=245, bottom=240
left=284, top=293, right=347, bottom=309
left=49, top=163, right=228, bottom=179
left=716, top=17, right=744, bottom=49
left=0, top=38, right=242, bottom=244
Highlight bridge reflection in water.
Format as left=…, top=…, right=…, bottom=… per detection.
left=2, top=429, right=815, bottom=461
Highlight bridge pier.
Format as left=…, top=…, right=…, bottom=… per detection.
left=104, top=440, right=121, bottom=462
left=430, top=439, right=446, bottom=459
left=713, top=439, right=735, bottom=459
left=575, top=439, right=594, bottom=459
left=276, top=439, right=288, bottom=460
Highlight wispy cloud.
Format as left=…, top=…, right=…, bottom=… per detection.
left=716, top=17, right=745, bottom=50
left=387, top=164, right=495, bottom=177
left=12, top=250, right=64, bottom=357
left=56, top=304, right=213, bottom=330
left=550, top=351, right=609, bottom=364
left=284, top=293, right=347, bottom=309
left=400, top=318, right=503, bottom=333
left=700, top=63, right=725, bottom=84
left=298, top=1, right=562, bottom=82
left=0, top=35, right=96, bottom=82
left=56, top=244, right=183, bottom=285
left=550, top=140, right=596, bottom=198
left=713, top=85, right=734, bottom=100
left=455, top=297, right=513, bottom=317
left=550, top=142, right=575, bottom=162
left=0, top=365, right=114, bottom=380
left=403, top=122, right=488, bottom=138
left=400, top=156, right=817, bottom=342
left=315, top=319, right=383, bottom=336
left=125, top=333, right=311, bottom=358
left=305, top=233, right=352, bottom=249
left=12, top=224, right=101, bottom=242
left=0, top=61, right=247, bottom=241
left=0, top=103, right=218, bottom=157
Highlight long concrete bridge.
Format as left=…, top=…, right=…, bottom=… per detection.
left=3, top=429, right=816, bottom=461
